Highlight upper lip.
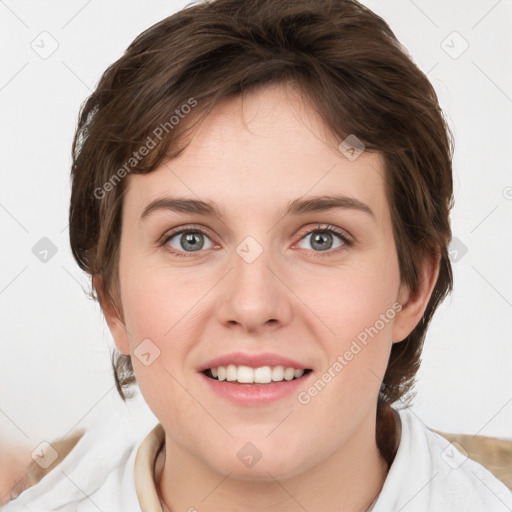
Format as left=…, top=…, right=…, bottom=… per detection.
left=198, top=352, right=311, bottom=372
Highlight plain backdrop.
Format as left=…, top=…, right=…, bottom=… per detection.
left=0, top=0, right=511, bottom=452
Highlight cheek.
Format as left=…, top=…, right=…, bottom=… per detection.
left=119, top=266, right=203, bottom=429
left=293, top=249, right=400, bottom=394
left=296, top=250, right=401, bottom=344
left=117, top=255, right=219, bottom=391
left=120, top=257, right=206, bottom=339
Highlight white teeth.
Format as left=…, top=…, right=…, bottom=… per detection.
left=253, top=366, right=272, bottom=384
left=207, top=364, right=307, bottom=384
left=283, top=367, right=295, bottom=381
left=226, top=364, right=237, bottom=381
left=237, top=365, right=254, bottom=383
left=271, top=365, right=284, bottom=381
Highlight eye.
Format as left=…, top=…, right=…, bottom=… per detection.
left=161, top=223, right=351, bottom=258
left=295, top=224, right=351, bottom=255
left=164, top=227, right=214, bottom=256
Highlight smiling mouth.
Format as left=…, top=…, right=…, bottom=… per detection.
left=202, top=365, right=313, bottom=384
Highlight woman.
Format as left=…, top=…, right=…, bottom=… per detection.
left=4, top=0, right=511, bottom=510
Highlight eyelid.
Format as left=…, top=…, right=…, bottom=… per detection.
left=160, top=224, right=214, bottom=244
left=160, top=225, right=217, bottom=252
left=295, top=223, right=353, bottom=245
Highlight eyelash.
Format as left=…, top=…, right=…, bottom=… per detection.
left=161, top=223, right=353, bottom=259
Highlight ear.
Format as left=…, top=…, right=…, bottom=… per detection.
left=392, top=252, right=440, bottom=343
left=93, top=275, right=131, bottom=356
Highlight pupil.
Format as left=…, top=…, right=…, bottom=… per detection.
left=312, top=232, right=332, bottom=251
left=182, top=233, right=203, bottom=251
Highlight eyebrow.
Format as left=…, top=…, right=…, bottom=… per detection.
left=140, top=194, right=375, bottom=221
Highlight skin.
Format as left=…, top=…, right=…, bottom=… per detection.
left=0, top=442, right=32, bottom=504
left=99, top=82, right=439, bottom=511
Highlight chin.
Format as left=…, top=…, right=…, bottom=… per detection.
left=201, top=440, right=315, bottom=482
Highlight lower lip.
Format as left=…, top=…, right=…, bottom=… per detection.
left=199, top=372, right=313, bottom=405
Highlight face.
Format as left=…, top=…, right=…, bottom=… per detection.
left=105, top=83, right=425, bottom=481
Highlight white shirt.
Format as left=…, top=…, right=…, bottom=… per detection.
left=4, top=405, right=512, bottom=511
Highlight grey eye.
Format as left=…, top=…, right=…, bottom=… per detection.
left=167, top=231, right=214, bottom=252
left=297, top=231, right=345, bottom=252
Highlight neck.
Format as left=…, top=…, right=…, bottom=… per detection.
left=156, top=407, right=397, bottom=512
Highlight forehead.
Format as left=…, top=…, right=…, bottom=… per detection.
left=123, top=83, right=389, bottom=224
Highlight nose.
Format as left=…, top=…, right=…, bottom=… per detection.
left=215, top=239, right=293, bottom=334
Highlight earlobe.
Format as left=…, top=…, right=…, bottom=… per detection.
left=92, top=275, right=131, bottom=356
left=392, top=253, right=440, bottom=343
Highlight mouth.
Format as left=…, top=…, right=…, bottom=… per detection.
left=198, top=352, right=315, bottom=404
left=202, top=365, right=313, bottom=384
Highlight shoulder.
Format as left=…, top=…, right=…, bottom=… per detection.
left=5, top=429, right=85, bottom=503
left=373, top=407, right=512, bottom=512
left=2, top=403, right=155, bottom=512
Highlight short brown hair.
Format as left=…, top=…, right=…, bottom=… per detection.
left=69, top=0, right=453, bottom=408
